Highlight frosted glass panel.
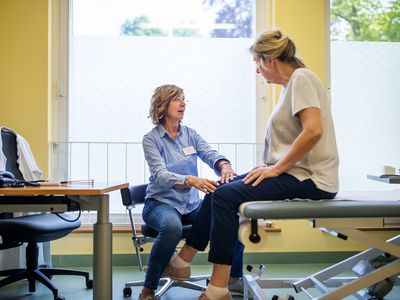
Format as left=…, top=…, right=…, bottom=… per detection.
left=69, top=37, right=255, bottom=143
left=331, top=41, right=400, bottom=191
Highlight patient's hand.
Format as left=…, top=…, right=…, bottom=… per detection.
left=242, top=165, right=279, bottom=187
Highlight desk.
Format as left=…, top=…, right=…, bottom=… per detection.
left=0, top=182, right=128, bottom=300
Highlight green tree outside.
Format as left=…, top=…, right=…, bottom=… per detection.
left=331, top=0, right=400, bottom=41
left=121, top=15, right=167, bottom=36
left=121, top=15, right=201, bottom=37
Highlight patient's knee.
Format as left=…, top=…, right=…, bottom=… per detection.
left=213, top=188, right=239, bottom=211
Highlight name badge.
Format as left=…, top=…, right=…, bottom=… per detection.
left=182, top=146, right=196, bottom=156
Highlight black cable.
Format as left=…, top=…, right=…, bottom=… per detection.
left=54, top=196, right=82, bottom=222
left=55, top=209, right=81, bottom=222
left=23, top=180, right=41, bottom=186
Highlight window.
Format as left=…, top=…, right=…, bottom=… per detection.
left=69, top=0, right=256, bottom=145
left=329, top=0, right=400, bottom=191
left=52, top=0, right=269, bottom=222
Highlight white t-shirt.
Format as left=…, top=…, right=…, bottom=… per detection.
left=263, top=68, right=339, bottom=193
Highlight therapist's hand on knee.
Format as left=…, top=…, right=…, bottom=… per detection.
left=220, top=164, right=238, bottom=184
left=243, top=166, right=280, bottom=186
left=187, top=176, right=219, bottom=194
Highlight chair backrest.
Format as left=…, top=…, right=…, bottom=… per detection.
left=1, top=129, right=24, bottom=180
left=121, top=184, right=148, bottom=207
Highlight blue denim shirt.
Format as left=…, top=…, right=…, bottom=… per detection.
left=142, top=124, right=227, bottom=214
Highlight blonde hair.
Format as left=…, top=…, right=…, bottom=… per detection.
left=149, top=84, right=184, bottom=125
left=250, top=30, right=305, bottom=68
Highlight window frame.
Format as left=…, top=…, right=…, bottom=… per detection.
left=52, top=0, right=273, bottom=226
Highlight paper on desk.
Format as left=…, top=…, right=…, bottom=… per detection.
left=39, top=182, right=61, bottom=186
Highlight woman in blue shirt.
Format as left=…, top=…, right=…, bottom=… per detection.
left=139, top=84, right=244, bottom=300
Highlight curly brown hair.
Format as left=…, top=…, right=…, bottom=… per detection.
left=149, top=84, right=184, bottom=125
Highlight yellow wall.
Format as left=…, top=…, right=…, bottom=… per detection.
left=1, top=0, right=394, bottom=256
left=275, top=0, right=326, bottom=83
left=52, top=222, right=397, bottom=255
left=0, top=0, right=49, bottom=177
left=265, top=0, right=327, bottom=104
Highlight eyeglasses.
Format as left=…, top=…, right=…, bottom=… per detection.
left=171, top=98, right=188, bottom=104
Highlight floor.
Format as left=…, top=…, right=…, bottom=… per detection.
left=0, top=264, right=398, bottom=300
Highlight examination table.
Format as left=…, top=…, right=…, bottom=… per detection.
left=239, top=191, right=400, bottom=300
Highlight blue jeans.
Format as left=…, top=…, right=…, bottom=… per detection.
left=142, top=199, right=244, bottom=290
left=187, top=173, right=337, bottom=265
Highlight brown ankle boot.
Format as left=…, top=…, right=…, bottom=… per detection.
left=162, top=263, right=191, bottom=281
left=138, top=293, right=159, bottom=300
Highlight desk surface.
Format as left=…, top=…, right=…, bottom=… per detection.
left=0, top=182, right=129, bottom=196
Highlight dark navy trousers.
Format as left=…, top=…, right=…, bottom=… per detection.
left=186, top=173, right=336, bottom=265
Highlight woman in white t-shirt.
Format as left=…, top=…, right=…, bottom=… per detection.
left=164, top=30, right=339, bottom=300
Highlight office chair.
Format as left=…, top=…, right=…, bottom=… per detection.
left=0, top=128, right=93, bottom=300
left=121, top=184, right=209, bottom=298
